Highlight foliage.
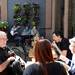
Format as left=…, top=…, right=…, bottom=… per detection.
left=0, top=21, right=8, bottom=29
left=23, top=4, right=31, bottom=15
left=13, top=3, right=40, bottom=27
left=14, top=17, right=22, bottom=25
left=13, top=4, right=21, bottom=14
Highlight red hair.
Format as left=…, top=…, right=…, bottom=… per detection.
left=34, top=39, right=54, bottom=63
left=34, top=39, right=54, bottom=75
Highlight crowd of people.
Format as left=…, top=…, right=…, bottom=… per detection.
left=0, top=30, right=75, bottom=75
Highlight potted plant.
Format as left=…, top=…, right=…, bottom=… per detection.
left=0, top=21, right=8, bottom=31
left=13, top=4, right=21, bottom=14
left=23, top=4, right=31, bottom=14
left=14, top=17, right=22, bottom=25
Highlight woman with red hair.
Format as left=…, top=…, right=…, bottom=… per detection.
left=23, top=39, right=67, bottom=75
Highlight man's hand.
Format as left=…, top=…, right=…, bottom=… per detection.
left=59, top=55, right=68, bottom=62
left=0, top=57, right=15, bottom=72
left=7, top=57, right=15, bottom=63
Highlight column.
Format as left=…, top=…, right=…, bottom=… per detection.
left=52, top=0, right=56, bottom=32
left=1, top=0, right=7, bottom=21
left=45, top=0, right=52, bottom=38
left=64, top=0, right=69, bottom=38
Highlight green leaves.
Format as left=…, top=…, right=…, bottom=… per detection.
left=0, top=21, right=8, bottom=29
left=13, top=4, right=21, bottom=14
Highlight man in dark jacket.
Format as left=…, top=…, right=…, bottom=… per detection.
left=52, top=31, right=72, bottom=60
left=0, top=31, right=15, bottom=75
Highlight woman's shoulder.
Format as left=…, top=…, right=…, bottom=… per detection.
left=25, top=63, right=40, bottom=70
left=47, top=61, right=65, bottom=68
left=23, top=62, right=67, bottom=75
left=46, top=62, right=67, bottom=75
left=25, top=62, right=64, bottom=69
left=25, top=62, right=65, bottom=71
left=23, top=63, right=42, bottom=75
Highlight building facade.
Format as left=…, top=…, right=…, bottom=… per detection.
left=0, top=0, right=75, bottom=38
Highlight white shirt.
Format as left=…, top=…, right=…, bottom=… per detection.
left=66, top=54, right=75, bottom=74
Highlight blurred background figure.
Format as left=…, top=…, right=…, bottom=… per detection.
left=52, top=31, right=72, bottom=60
left=10, top=24, right=22, bottom=46
left=51, top=46, right=60, bottom=61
